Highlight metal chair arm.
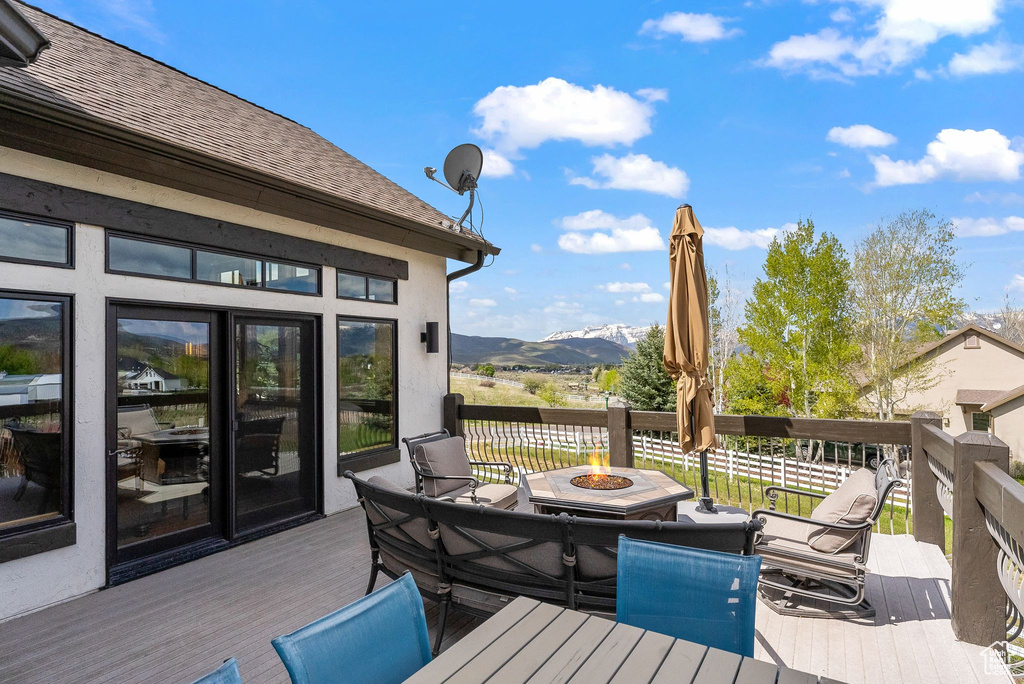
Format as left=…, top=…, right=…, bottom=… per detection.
left=414, top=471, right=481, bottom=503
left=763, top=485, right=827, bottom=511
left=751, top=507, right=874, bottom=533
left=468, top=460, right=514, bottom=484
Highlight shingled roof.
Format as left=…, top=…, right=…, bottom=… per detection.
left=0, top=3, right=493, bottom=256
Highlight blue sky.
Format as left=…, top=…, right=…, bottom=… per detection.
left=36, top=0, right=1024, bottom=340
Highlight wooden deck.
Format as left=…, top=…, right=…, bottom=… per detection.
left=0, top=508, right=1011, bottom=684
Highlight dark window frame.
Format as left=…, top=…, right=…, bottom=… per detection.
left=0, top=288, right=75, bottom=559
left=0, top=209, right=75, bottom=269
left=971, top=411, right=992, bottom=432
left=104, top=231, right=323, bottom=297
left=336, top=270, right=397, bottom=305
left=336, top=315, right=399, bottom=474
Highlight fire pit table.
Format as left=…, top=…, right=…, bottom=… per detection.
left=523, top=465, right=694, bottom=521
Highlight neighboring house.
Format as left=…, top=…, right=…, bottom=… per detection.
left=121, top=366, right=185, bottom=392
left=0, top=1, right=497, bottom=622
left=861, top=325, right=1024, bottom=462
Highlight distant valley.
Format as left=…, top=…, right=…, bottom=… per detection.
left=451, top=333, right=630, bottom=367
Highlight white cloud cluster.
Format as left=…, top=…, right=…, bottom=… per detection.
left=634, top=293, right=666, bottom=303
left=599, top=282, right=652, bottom=293
left=870, top=128, right=1024, bottom=187
left=480, top=149, right=515, bottom=178
left=570, top=153, right=689, bottom=198
left=557, top=210, right=667, bottom=254
left=948, top=42, right=1024, bottom=76
left=703, top=223, right=797, bottom=250
left=469, top=298, right=497, bottom=308
left=473, top=78, right=663, bottom=153
left=827, top=124, right=897, bottom=148
left=952, top=216, right=1024, bottom=237
left=1011, top=274, right=1024, bottom=292
left=764, top=0, right=1005, bottom=79
left=639, top=12, right=741, bottom=43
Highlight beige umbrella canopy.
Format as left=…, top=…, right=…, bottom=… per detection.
left=664, top=204, right=717, bottom=455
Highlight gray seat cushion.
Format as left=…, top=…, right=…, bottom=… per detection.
left=414, top=436, right=473, bottom=497
left=806, top=468, right=878, bottom=554
left=757, top=516, right=862, bottom=578
left=449, top=483, right=518, bottom=510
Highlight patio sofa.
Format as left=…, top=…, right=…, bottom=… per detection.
left=344, top=471, right=762, bottom=654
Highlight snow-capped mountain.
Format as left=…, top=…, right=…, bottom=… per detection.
left=541, top=324, right=653, bottom=349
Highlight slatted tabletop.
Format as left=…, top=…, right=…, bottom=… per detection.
left=405, top=597, right=843, bottom=684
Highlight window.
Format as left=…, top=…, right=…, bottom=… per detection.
left=964, top=334, right=980, bottom=349
left=0, top=211, right=72, bottom=267
left=106, top=233, right=321, bottom=295
left=337, top=317, right=396, bottom=461
left=336, top=271, right=397, bottom=304
left=0, top=291, right=72, bottom=541
left=971, top=411, right=992, bottom=432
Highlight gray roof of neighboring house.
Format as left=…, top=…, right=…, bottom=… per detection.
left=0, top=3, right=494, bottom=254
left=982, top=384, right=1024, bottom=412
left=954, top=389, right=1007, bottom=406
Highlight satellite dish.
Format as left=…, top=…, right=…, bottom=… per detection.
left=442, top=144, right=483, bottom=196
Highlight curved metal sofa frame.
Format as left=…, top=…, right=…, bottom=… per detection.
left=344, top=471, right=762, bottom=655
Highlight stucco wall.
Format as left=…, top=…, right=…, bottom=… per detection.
left=894, top=332, right=1024, bottom=434
left=992, top=394, right=1024, bottom=464
left=0, top=147, right=451, bottom=620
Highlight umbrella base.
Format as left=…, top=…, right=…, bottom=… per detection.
left=695, top=496, right=717, bottom=513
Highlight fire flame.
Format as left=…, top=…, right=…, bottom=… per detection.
left=588, top=447, right=609, bottom=480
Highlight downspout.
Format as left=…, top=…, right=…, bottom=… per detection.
left=445, top=249, right=486, bottom=393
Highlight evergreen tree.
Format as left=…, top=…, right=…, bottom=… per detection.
left=619, top=325, right=676, bottom=412
left=735, top=219, right=859, bottom=420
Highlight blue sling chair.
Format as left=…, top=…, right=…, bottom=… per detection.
left=272, top=572, right=431, bottom=684
left=190, top=658, right=242, bottom=684
left=616, top=535, right=762, bottom=657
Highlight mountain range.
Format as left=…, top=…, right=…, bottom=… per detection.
left=451, top=333, right=630, bottom=367
left=541, top=324, right=652, bottom=349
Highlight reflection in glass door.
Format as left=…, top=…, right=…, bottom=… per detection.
left=233, top=316, right=317, bottom=533
left=112, top=309, right=220, bottom=561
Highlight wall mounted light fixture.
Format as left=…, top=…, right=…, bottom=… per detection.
left=421, top=322, right=439, bottom=354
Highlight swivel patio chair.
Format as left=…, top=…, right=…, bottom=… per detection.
left=189, top=658, right=242, bottom=684
left=272, top=572, right=431, bottom=684
left=753, top=458, right=904, bottom=618
left=616, top=535, right=762, bottom=657
left=402, top=430, right=517, bottom=509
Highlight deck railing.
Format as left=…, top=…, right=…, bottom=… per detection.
left=911, top=410, right=1024, bottom=653
left=443, top=394, right=913, bottom=535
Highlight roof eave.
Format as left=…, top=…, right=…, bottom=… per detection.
left=0, top=91, right=500, bottom=263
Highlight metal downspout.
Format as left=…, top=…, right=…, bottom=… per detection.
left=445, top=249, right=486, bottom=393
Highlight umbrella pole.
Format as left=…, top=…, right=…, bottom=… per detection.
left=692, top=397, right=716, bottom=513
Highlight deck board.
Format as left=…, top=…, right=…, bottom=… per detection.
left=0, top=513, right=1012, bottom=684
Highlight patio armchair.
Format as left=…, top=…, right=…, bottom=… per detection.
left=402, top=430, right=517, bottom=510
left=616, top=536, right=762, bottom=657
left=752, top=458, right=904, bottom=618
left=272, top=572, right=431, bottom=684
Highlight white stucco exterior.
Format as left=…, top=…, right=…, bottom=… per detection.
left=0, top=147, right=453, bottom=621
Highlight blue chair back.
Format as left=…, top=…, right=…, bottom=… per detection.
left=272, top=573, right=431, bottom=684
left=616, top=535, right=762, bottom=657
left=190, top=658, right=242, bottom=684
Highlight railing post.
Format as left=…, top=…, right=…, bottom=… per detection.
left=911, top=410, right=944, bottom=549
left=950, top=430, right=1010, bottom=646
left=607, top=400, right=633, bottom=469
left=443, top=393, right=464, bottom=438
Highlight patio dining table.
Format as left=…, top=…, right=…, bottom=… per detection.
left=405, top=596, right=841, bottom=684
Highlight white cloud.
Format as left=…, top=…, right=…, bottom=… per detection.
left=449, top=281, right=468, bottom=294
left=827, top=124, right=898, bottom=148
left=557, top=210, right=666, bottom=254
left=763, top=0, right=1005, bottom=79
left=964, top=191, right=1024, bottom=206
left=831, top=7, right=855, bottom=23
left=504, top=287, right=517, bottom=294
left=633, top=293, right=666, bottom=303
left=480, top=149, right=515, bottom=178
left=870, top=128, right=1024, bottom=187
left=1011, top=274, right=1024, bottom=292
left=618, top=262, right=632, bottom=270
left=913, top=67, right=934, bottom=80
left=635, top=87, right=669, bottom=103
left=663, top=282, right=671, bottom=290
left=570, top=153, right=689, bottom=198
left=472, top=78, right=662, bottom=154
left=469, top=298, right=497, bottom=308
left=530, top=243, right=543, bottom=253
left=948, top=42, right=1024, bottom=76
left=543, top=301, right=584, bottom=316
left=102, top=0, right=165, bottom=43
left=838, top=168, right=852, bottom=178
left=599, top=282, right=651, bottom=293
left=952, top=216, right=1024, bottom=237
left=639, top=12, right=741, bottom=42
left=703, top=223, right=797, bottom=250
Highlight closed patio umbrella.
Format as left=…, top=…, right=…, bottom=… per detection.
left=664, top=204, right=718, bottom=512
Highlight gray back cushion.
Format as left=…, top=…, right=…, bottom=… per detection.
left=807, top=467, right=878, bottom=554
left=366, top=476, right=434, bottom=551
left=415, top=436, right=472, bottom=497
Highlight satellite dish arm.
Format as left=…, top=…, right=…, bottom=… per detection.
left=455, top=185, right=475, bottom=229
